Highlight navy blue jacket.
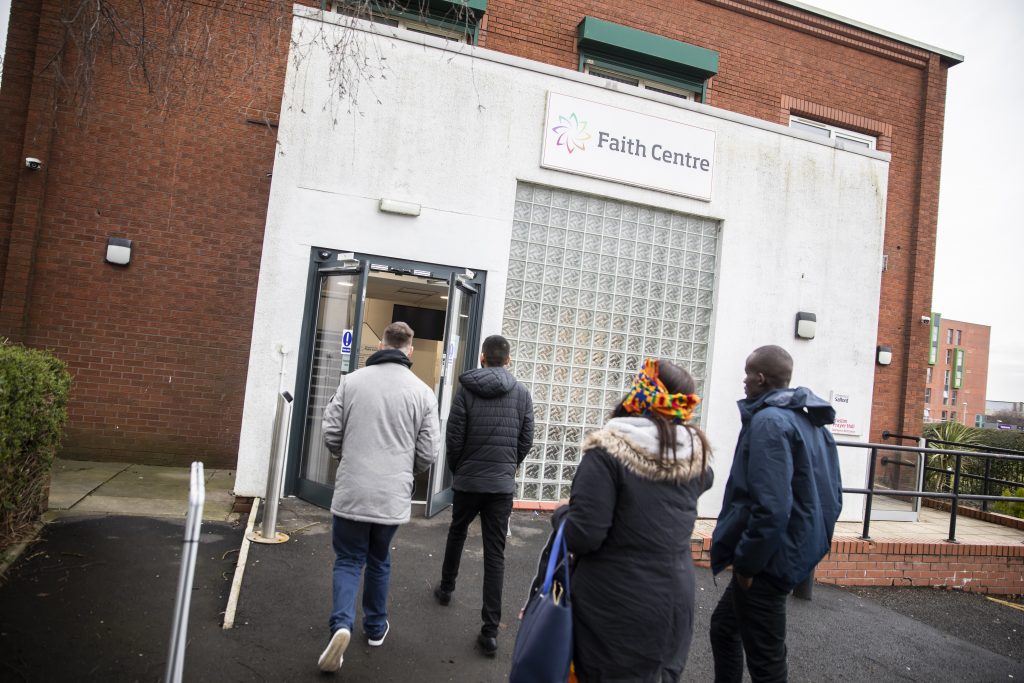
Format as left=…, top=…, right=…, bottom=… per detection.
left=445, top=366, right=534, bottom=495
left=710, top=387, right=843, bottom=591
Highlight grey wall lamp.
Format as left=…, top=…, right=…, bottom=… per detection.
left=795, top=311, right=816, bottom=340
left=105, top=237, right=133, bottom=266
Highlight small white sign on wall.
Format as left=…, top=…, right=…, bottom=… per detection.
left=540, top=92, right=716, bottom=200
left=828, top=390, right=861, bottom=436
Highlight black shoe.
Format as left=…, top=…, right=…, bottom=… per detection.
left=434, top=585, right=452, bottom=606
left=476, top=633, right=498, bottom=657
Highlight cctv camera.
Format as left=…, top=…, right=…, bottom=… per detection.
left=24, top=157, right=42, bottom=171
left=920, top=315, right=931, bottom=324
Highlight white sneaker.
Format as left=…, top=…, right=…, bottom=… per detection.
left=317, top=628, right=351, bottom=672
left=367, top=620, right=390, bottom=647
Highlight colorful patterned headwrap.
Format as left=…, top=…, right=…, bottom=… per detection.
left=622, top=358, right=701, bottom=423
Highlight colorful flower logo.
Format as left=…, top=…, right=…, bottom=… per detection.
left=551, top=113, right=592, bottom=154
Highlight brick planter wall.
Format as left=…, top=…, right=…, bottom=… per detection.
left=690, top=535, right=1024, bottom=596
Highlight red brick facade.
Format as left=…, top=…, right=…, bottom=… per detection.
left=0, top=0, right=956, bottom=466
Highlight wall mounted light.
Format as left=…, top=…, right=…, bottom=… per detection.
left=378, top=198, right=421, bottom=216
left=105, top=237, right=133, bottom=266
left=794, top=312, right=816, bottom=340
left=877, top=344, right=892, bottom=366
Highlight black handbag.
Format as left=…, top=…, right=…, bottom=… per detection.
left=509, top=519, right=573, bottom=683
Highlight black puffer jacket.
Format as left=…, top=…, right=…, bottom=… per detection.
left=446, top=366, right=534, bottom=494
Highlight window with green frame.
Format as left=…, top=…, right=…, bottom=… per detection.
left=576, top=17, right=719, bottom=102
left=330, top=0, right=486, bottom=44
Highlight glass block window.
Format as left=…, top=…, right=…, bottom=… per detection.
left=506, top=183, right=720, bottom=502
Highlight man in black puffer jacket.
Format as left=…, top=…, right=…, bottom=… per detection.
left=434, top=334, right=534, bottom=657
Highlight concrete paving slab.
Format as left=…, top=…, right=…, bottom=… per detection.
left=47, top=460, right=129, bottom=510
left=70, top=495, right=191, bottom=518
left=97, top=465, right=194, bottom=498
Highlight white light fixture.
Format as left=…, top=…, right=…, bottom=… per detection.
left=794, top=312, right=816, bottom=340
left=378, top=198, right=421, bottom=216
left=105, top=237, right=133, bottom=266
left=877, top=345, right=892, bottom=366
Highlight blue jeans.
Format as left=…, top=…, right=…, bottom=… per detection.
left=329, top=515, right=399, bottom=638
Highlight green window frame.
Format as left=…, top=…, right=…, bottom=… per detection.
left=928, top=313, right=941, bottom=365
left=576, top=17, right=719, bottom=102
left=330, top=0, right=487, bottom=44
left=952, top=348, right=964, bottom=389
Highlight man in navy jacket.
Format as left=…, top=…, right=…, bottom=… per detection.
left=710, top=345, right=842, bottom=682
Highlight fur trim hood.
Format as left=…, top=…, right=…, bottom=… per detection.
left=583, top=417, right=709, bottom=484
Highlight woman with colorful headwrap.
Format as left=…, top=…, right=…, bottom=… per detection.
left=550, top=358, right=713, bottom=683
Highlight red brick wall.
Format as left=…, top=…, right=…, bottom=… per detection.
left=691, top=536, right=1024, bottom=595
left=0, top=1, right=295, bottom=466
left=0, top=0, right=952, bottom=466
left=816, top=540, right=1024, bottom=595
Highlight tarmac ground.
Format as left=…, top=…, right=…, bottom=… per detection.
left=1, top=495, right=1022, bottom=682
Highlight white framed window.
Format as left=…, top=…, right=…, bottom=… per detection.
left=956, top=329, right=962, bottom=345
left=788, top=116, right=876, bottom=150
left=945, top=348, right=952, bottom=365
left=331, top=2, right=471, bottom=43
left=926, top=367, right=933, bottom=384
left=946, top=328, right=953, bottom=344
left=584, top=63, right=696, bottom=101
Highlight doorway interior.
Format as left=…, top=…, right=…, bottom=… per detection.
left=285, top=249, right=484, bottom=517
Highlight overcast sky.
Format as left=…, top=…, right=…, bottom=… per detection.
left=0, top=0, right=1020, bottom=399
left=804, top=0, right=1024, bottom=401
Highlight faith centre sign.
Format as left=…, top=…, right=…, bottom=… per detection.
left=541, top=92, right=716, bottom=200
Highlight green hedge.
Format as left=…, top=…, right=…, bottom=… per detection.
left=0, top=341, right=71, bottom=550
left=972, top=428, right=1024, bottom=453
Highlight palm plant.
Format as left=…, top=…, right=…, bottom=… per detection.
left=922, top=421, right=983, bottom=495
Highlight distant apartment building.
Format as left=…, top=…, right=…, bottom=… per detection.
left=924, top=315, right=990, bottom=425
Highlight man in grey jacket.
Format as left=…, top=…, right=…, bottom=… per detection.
left=316, top=321, right=440, bottom=673
left=433, top=334, right=534, bottom=656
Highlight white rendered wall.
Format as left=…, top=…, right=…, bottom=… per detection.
left=236, top=8, right=888, bottom=522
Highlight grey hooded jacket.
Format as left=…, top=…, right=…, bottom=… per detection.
left=322, top=349, right=440, bottom=524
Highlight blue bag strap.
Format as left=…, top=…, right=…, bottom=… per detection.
left=541, top=519, right=571, bottom=600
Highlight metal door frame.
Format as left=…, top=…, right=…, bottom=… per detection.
left=285, top=247, right=485, bottom=511
left=426, top=272, right=481, bottom=517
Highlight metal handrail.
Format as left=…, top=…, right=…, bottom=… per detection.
left=879, top=457, right=1023, bottom=490
left=835, top=440, right=1024, bottom=542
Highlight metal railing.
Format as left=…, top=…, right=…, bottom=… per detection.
left=836, top=440, right=1024, bottom=542
left=882, top=431, right=1024, bottom=512
left=165, top=461, right=205, bottom=683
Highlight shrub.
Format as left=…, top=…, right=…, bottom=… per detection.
left=922, top=422, right=1024, bottom=507
left=0, top=341, right=72, bottom=550
left=991, top=487, right=1024, bottom=519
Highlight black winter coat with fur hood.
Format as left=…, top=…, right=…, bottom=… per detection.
left=551, top=416, right=713, bottom=683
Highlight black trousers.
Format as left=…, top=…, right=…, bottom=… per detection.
left=709, top=574, right=789, bottom=683
left=440, top=490, right=514, bottom=637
